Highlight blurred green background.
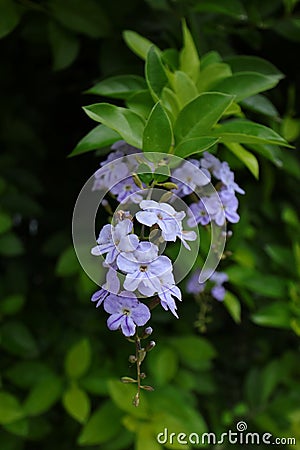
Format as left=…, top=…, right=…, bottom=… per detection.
left=0, top=0, right=300, bottom=449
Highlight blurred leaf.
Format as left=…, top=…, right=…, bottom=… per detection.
left=107, top=379, right=149, bottom=418
left=174, top=93, right=234, bottom=141
left=63, top=383, right=90, bottom=423
left=211, top=72, right=280, bottom=102
left=179, top=19, right=200, bottom=82
left=265, top=244, right=295, bottom=272
left=0, top=211, right=12, bottom=234
left=261, top=360, right=282, bottom=403
left=23, top=375, right=62, bottom=416
left=148, top=346, right=178, bottom=386
left=194, top=0, right=247, bottom=19
left=0, top=233, right=24, bottom=256
left=281, top=116, right=300, bottom=142
left=69, top=125, right=120, bottom=157
left=223, top=291, right=241, bottom=323
left=83, top=103, right=144, bottom=148
left=123, top=30, right=158, bottom=60
left=143, top=102, right=173, bottom=154
left=136, top=424, right=162, bottom=450
left=174, top=136, right=218, bottom=158
left=86, top=75, right=147, bottom=99
left=48, top=21, right=79, bottom=71
left=196, top=63, right=232, bottom=93
left=0, top=0, right=21, bottom=39
left=170, top=336, right=216, bottom=370
left=251, top=301, right=292, bottom=329
left=240, top=94, right=279, bottom=118
left=225, top=55, right=283, bottom=78
left=211, top=119, right=291, bottom=147
left=0, top=392, right=24, bottom=425
left=146, top=47, right=168, bottom=101
left=65, top=338, right=92, bottom=379
left=6, top=361, right=55, bottom=389
left=0, top=321, right=39, bottom=358
left=273, top=18, right=300, bottom=43
left=56, top=246, right=79, bottom=276
left=49, top=0, right=111, bottom=38
left=0, top=294, right=25, bottom=316
left=77, top=400, right=123, bottom=445
left=3, top=418, right=29, bottom=438
left=80, top=372, right=109, bottom=396
left=246, top=143, right=283, bottom=167
left=226, top=142, right=259, bottom=178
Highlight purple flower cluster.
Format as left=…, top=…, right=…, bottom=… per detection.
left=186, top=268, right=228, bottom=302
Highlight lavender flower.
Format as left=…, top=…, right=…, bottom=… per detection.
left=90, top=267, right=120, bottom=308
left=136, top=200, right=196, bottom=249
left=117, top=241, right=173, bottom=296
left=200, top=152, right=222, bottom=178
left=111, top=177, right=143, bottom=204
left=219, top=162, right=245, bottom=194
left=187, top=200, right=211, bottom=227
left=210, top=271, right=228, bottom=301
left=171, top=160, right=211, bottom=196
left=157, top=271, right=182, bottom=318
left=186, top=269, right=206, bottom=295
left=91, top=219, right=139, bottom=264
left=205, top=190, right=239, bottom=226
left=104, top=292, right=151, bottom=337
left=93, top=154, right=129, bottom=191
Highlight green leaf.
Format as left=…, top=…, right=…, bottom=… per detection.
left=63, top=384, right=90, bottom=423
left=240, top=94, right=279, bottom=118
left=223, top=291, right=241, bottom=323
left=49, top=0, right=111, bottom=38
left=146, top=46, right=168, bottom=100
left=0, top=233, right=24, bottom=256
left=170, top=336, right=216, bottom=371
left=0, top=211, right=12, bottom=234
left=48, top=21, right=79, bottom=71
left=136, top=424, right=162, bottom=450
left=69, top=125, right=119, bottom=157
left=83, top=103, right=144, bottom=148
left=56, top=246, right=79, bottom=276
left=3, top=418, right=29, bottom=438
left=196, top=62, right=232, bottom=93
left=179, top=19, right=200, bottom=82
left=0, top=321, right=39, bottom=358
left=174, top=136, right=219, bottom=158
left=168, top=70, right=198, bottom=107
left=6, top=361, right=55, bottom=389
left=107, top=379, right=149, bottom=418
left=153, top=164, right=170, bottom=183
left=0, top=392, right=24, bottom=425
left=251, top=301, right=292, bottom=329
left=86, top=75, right=147, bottom=99
left=0, top=294, right=25, bottom=316
left=246, top=143, right=283, bottom=167
left=23, top=376, right=63, bottom=416
left=161, top=87, right=180, bottom=121
left=201, top=51, right=222, bottom=69
left=211, top=119, right=291, bottom=147
left=0, top=0, right=21, bottom=39
left=148, top=346, right=178, bottom=386
left=65, top=338, right=92, bottom=379
left=77, top=400, right=123, bottom=445
left=225, top=55, right=283, bottom=79
left=174, top=92, right=234, bottom=141
left=143, top=102, right=173, bottom=154
left=281, top=116, right=300, bottom=141
left=225, top=142, right=259, bottom=178
left=125, top=90, right=154, bottom=119
left=194, top=0, right=247, bottom=19
left=123, top=30, right=158, bottom=60
left=211, top=72, right=280, bottom=102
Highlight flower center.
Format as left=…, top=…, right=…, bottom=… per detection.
left=122, top=308, right=130, bottom=316
left=140, top=265, right=148, bottom=272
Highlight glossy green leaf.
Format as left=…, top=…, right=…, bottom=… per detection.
left=69, top=124, right=119, bottom=157
left=146, top=46, right=168, bottom=100
left=125, top=90, right=154, bottom=119
left=196, top=63, right=232, bottom=92
left=161, top=87, right=180, bottom=122
left=0, top=212, right=12, bottom=234
left=170, top=336, right=216, bottom=371
left=251, top=301, right=292, bottom=329
left=86, top=75, right=147, bottom=99
left=194, top=0, right=247, bottom=19
left=168, top=70, right=198, bottom=107
left=23, top=376, right=63, bottom=416
left=56, top=246, right=79, bottom=276
left=211, top=72, right=280, bottom=102
left=49, top=0, right=111, bottom=38
left=201, top=50, right=222, bottom=69
left=174, top=136, right=219, bottom=158
left=0, top=0, right=20, bottom=39
left=48, top=21, right=79, bottom=71
left=240, top=94, right=279, bottom=118
left=226, top=142, right=259, bottom=178
left=143, top=102, right=173, bottom=154
left=223, top=291, right=241, bottom=323
left=0, top=233, right=24, bottom=256
left=83, top=103, right=144, bottom=148
left=174, top=92, right=234, bottom=141
left=211, top=119, right=291, bottom=147
left=63, top=384, right=90, bottom=423
left=246, top=143, right=283, bottom=167
left=107, top=379, right=149, bottom=418
left=0, top=321, right=39, bottom=358
left=179, top=19, right=200, bottom=82
left=77, top=400, right=123, bottom=445
left=65, top=338, right=91, bottom=379
left=148, top=346, right=178, bottom=386
left=225, top=55, right=283, bottom=78
left=123, top=30, right=158, bottom=60
left=0, top=392, right=24, bottom=425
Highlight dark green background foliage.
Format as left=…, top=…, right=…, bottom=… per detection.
left=0, top=0, right=300, bottom=449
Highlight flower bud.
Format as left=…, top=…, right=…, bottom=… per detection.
left=144, top=326, right=153, bottom=336
left=128, top=354, right=137, bottom=364
left=146, top=340, right=156, bottom=351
